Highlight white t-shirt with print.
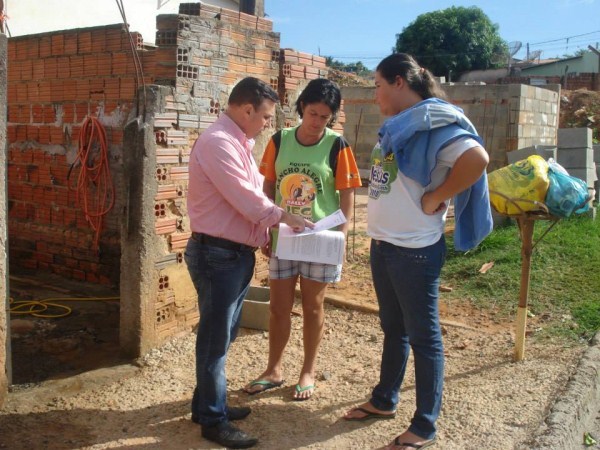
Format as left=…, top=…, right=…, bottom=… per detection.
left=367, top=137, right=479, bottom=248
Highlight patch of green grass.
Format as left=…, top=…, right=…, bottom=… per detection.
left=442, top=214, right=600, bottom=341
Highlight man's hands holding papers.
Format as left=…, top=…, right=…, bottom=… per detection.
left=276, top=210, right=347, bottom=265
left=279, top=209, right=346, bottom=237
left=280, top=210, right=315, bottom=233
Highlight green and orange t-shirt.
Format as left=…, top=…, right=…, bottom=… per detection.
left=260, top=126, right=361, bottom=224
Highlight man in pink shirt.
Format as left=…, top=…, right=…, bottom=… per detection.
left=185, top=77, right=310, bottom=449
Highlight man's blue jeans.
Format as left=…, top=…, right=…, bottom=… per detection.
left=369, top=237, right=446, bottom=440
left=185, top=238, right=255, bottom=426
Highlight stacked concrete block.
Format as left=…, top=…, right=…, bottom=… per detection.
left=557, top=128, right=597, bottom=205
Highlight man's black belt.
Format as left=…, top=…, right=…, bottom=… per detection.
left=191, top=232, right=257, bottom=252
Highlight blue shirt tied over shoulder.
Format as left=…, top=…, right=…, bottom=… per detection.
left=378, top=97, right=493, bottom=251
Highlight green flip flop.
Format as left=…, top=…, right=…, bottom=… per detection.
left=293, top=384, right=315, bottom=401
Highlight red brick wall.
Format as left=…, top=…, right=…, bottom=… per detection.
left=6, top=11, right=339, bottom=298
left=6, top=25, right=150, bottom=286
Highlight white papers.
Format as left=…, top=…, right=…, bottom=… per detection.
left=275, top=210, right=347, bottom=265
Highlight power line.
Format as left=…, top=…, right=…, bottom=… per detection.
left=324, top=30, right=600, bottom=62
left=529, top=30, right=600, bottom=47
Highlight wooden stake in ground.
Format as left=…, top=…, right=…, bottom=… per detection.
left=489, top=191, right=560, bottom=362
left=515, top=217, right=534, bottom=361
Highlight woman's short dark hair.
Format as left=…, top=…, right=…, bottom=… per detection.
left=377, top=53, right=446, bottom=100
left=228, top=77, right=279, bottom=109
left=295, top=78, right=342, bottom=126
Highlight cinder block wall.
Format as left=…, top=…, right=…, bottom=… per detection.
left=1, top=33, right=9, bottom=407
left=499, top=73, right=599, bottom=91
left=448, top=84, right=559, bottom=171
left=339, top=87, right=381, bottom=177
left=6, top=25, right=150, bottom=286
left=342, top=83, right=560, bottom=173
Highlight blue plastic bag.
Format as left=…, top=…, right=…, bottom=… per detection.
left=544, top=160, right=590, bottom=217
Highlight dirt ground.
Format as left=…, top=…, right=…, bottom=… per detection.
left=0, top=188, right=586, bottom=449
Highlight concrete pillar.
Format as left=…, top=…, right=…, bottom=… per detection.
left=119, top=87, right=161, bottom=358
left=0, top=33, right=9, bottom=407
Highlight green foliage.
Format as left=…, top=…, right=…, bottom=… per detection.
left=442, top=215, right=600, bottom=340
left=394, top=6, right=507, bottom=77
left=325, top=57, right=372, bottom=78
left=561, top=49, right=589, bottom=59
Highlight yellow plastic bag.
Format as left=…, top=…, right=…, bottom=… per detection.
left=488, top=155, right=550, bottom=215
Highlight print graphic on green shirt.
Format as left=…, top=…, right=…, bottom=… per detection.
left=279, top=173, right=317, bottom=218
left=274, top=127, right=341, bottom=221
left=369, top=145, right=398, bottom=199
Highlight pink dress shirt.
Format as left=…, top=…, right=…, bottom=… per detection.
left=187, top=113, right=283, bottom=247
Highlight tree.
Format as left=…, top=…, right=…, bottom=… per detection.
left=394, top=6, right=507, bottom=78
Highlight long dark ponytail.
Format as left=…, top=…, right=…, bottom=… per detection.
left=377, top=53, right=446, bottom=100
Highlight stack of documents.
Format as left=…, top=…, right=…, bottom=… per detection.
left=275, top=210, right=347, bottom=265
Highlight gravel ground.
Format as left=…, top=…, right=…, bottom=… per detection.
left=0, top=301, right=584, bottom=450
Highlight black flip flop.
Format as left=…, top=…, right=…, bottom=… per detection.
left=243, top=379, right=284, bottom=395
left=392, top=436, right=436, bottom=449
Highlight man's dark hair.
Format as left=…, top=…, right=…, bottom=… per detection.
left=228, top=77, right=279, bottom=109
left=295, top=78, right=342, bottom=126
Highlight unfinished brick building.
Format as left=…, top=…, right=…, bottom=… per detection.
left=1, top=1, right=565, bottom=401
left=3, top=0, right=344, bottom=388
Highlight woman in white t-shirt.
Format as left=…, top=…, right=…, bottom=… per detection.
left=343, top=53, right=490, bottom=450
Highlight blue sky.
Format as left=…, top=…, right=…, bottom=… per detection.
left=8, top=0, right=600, bottom=68
left=267, top=0, right=600, bottom=67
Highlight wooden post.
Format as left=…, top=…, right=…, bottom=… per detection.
left=514, top=217, right=535, bottom=361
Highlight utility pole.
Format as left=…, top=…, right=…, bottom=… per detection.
left=588, top=45, right=600, bottom=90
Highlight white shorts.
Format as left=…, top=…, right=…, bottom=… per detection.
left=268, top=257, right=342, bottom=283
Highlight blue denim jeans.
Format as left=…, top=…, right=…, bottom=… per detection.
left=185, top=237, right=255, bottom=426
left=369, top=237, right=446, bottom=440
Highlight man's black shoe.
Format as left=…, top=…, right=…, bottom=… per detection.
left=192, top=406, right=251, bottom=424
left=201, top=421, right=258, bottom=449
left=227, top=406, right=252, bottom=421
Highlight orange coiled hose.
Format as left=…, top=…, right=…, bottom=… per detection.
left=74, top=117, right=115, bottom=249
